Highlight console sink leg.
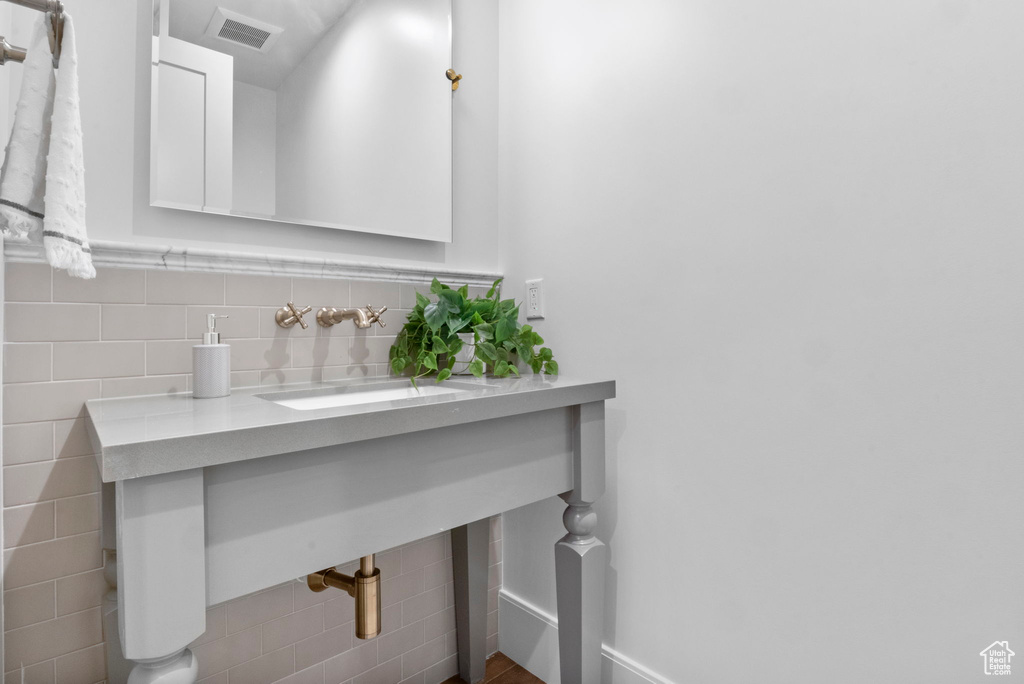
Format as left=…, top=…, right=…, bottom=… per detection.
left=452, top=518, right=490, bottom=683
left=118, top=472, right=206, bottom=684
left=555, top=402, right=608, bottom=684
left=555, top=495, right=606, bottom=684
left=128, top=648, right=198, bottom=684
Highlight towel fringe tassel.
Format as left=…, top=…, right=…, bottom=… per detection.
left=0, top=206, right=43, bottom=242
left=44, top=235, right=95, bottom=279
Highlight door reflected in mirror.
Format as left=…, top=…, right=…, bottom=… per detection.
left=150, top=0, right=453, bottom=242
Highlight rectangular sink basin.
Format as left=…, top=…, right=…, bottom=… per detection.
left=257, top=380, right=474, bottom=411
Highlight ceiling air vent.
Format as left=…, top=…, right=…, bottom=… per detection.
left=204, top=8, right=283, bottom=54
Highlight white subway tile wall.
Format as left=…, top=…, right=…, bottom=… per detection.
left=3, top=264, right=501, bottom=684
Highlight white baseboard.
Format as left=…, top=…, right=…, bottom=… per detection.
left=498, top=590, right=675, bottom=684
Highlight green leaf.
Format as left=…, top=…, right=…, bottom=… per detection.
left=507, top=364, right=520, bottom=377
left=470, top=312, right=485, bottom=326
left=529, top=357, right=543, bottom=373
left=493, top=360, right=510, bottom=377
left=470, top=299, right=494, bottom=316
left=469, top=358, right=485, bottom=377
left=437, top=288, right=465, bottom=312
left=391, top=357, right=406, bottom=376
left=486, top=278, right=503, bottom=298
left=496, top=315, right=517, bottom=343
left=544, top=360, right=559, bottom=375
left=423, top=353, right=438, bottom=371
left=429, top=278, right=448, bottom=294
left=457, top=285, right=469, bottom=298
left=432, top=337, right=450, bottom=354
left=423, top=302, right=448, bottom=331
left=477, top=342, right=498, bottom=361
left=436, top=368, right=452, bottom=382
left=447, top=315, right=471, bottom=334
left=474, top=323, right=494, bottom=341
left=540, top=347, right=553, bottom=361
left=415, top=292, right=430, bottom=309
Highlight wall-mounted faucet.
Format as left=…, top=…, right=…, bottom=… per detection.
left=317, top=305, right=387, bottom=329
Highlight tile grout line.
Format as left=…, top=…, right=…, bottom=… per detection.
left=3, top=603, right=103, bottom=636
left=0, top=526, right=98, bottom=552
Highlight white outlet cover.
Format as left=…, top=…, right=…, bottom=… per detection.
left=526, top=278, right=544, bottom=319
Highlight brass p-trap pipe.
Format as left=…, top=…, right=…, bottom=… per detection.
left=307, top=554, right=381, bottom=639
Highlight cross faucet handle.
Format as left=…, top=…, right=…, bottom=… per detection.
left=276, top=302, right=313, bottom=329
left=365, top=305, right=388, bottom=328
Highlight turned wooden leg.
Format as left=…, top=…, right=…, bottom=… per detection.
left=555, top=495, right=606, bottom=684
left=118, top=471, right=207, bottom=684
left=452, top=518, right=490, bottom=683
left=555, top=401, right=607, bottom=684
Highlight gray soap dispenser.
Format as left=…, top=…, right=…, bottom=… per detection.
left=193, top=314, right=230, bottom=398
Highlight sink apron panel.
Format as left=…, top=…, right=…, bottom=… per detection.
left=203, top=407, right=573, bottom=605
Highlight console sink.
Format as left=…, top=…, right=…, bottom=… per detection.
left=257, top=379, right=475, bottom=410
left=85, top=374, right=615, bottom=684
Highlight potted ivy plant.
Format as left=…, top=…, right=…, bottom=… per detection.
left=389, top=278, right=558, bottom=385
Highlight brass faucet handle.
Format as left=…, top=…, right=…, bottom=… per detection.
left=276, top=302, right=313, bottom=329
left=365, top=305, right=388, bottom=328
left=446, top=69, right=463, bottom=91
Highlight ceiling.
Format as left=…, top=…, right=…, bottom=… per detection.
left=166, top=0, right=357, bottom=90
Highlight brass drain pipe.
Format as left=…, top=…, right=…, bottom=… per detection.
left=307, top=555, right=381, bottom=639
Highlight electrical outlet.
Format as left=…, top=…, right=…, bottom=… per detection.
left=526, top=278, right=544, bottom=319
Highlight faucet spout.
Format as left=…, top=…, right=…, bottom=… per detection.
left=316, top=305, right=388, bottom=329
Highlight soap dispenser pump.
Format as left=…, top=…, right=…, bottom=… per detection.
left=193, top=314, right=230, bottom=398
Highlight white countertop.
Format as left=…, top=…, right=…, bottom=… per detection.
left=86, top=375, right=615, bottom=483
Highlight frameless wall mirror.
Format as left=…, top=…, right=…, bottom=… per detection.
left=150, top=0, right=453, bottom=242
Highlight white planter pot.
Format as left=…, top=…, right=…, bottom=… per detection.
left=451, top=332, right=476, bottom=375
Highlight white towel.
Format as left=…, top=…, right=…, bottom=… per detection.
left=0, top=21, right=51, bottom=240
left=0, top=13, right=94, bottom=279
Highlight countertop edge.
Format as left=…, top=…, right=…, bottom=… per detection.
left=93, top=379, right=615, bottom=482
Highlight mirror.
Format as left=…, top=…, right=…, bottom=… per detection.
left=150, top=0, right=453, bottom=242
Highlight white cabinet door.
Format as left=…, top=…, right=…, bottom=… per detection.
left=151, top=35, right=233, bottom=213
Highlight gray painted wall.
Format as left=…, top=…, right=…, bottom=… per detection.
left=498, top=1, right=1024, bottom=682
